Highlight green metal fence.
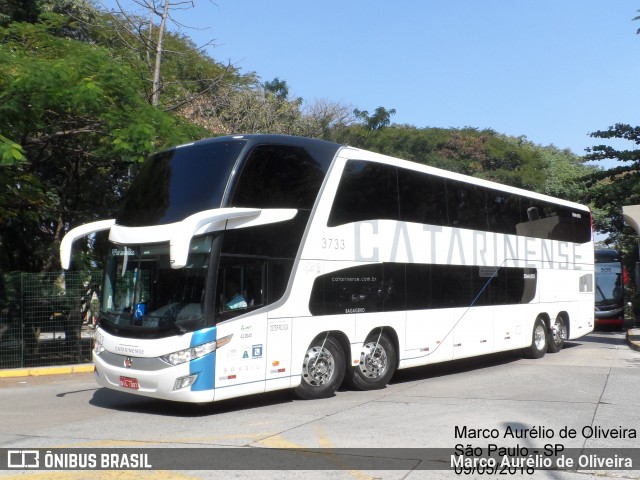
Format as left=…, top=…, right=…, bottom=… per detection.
left=0, top=271, right=101, bottom=369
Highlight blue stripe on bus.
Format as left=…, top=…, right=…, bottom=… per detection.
left=189, top=327, right=216, bottom=391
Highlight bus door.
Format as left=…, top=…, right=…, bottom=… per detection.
left=212, top=262, right=269, bottom=400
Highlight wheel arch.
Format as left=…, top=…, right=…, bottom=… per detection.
left=537, top=312, right=551, bottom=331
left=556, top=311, right=570, bottom=338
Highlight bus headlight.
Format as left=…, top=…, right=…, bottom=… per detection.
left=159, top=334, right=233, bottom=366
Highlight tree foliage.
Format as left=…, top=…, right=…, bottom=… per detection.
left=353, top=106, right=397, bottom=131
left=584, top=123, right=640, bottom=312
left=329, top=125, right=590, bottom=196
left=0, top=16, right=203, bottom=272
left=584, top=123, right=640, bottom=241
left=0, top=0, right=602, bottom=275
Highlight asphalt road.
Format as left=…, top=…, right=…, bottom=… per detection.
left=1, top=330, right=640, bottom=479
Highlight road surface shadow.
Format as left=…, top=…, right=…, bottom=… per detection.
left=90, top=335, right=608, bottom=416
left=90, top=385, right=295, bottom=417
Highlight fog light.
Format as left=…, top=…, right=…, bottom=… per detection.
left=174, top=374, right=198, bottom=391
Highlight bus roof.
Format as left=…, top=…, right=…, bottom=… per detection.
left=168, top=134, right=588, bottom=214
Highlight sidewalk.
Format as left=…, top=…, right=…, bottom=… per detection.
left=626, top=328, right=640, bottom=352
left=0, top=363, right=94, bottom=378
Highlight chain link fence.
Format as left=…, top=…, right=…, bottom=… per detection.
left=0, top=271, right=101, bottom=369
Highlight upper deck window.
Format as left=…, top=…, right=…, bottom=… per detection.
left=328, top=159, right=591, bottom=243
left=230, top=144, right=331, bottom=209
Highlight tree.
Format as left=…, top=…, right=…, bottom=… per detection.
left=264, top=77, right=290, bottom=101
left=353, top=106, right=396, bottom=131
left=331, top=125, right=559, bottom=193
left=104, top=0, right=237, bottom=110
left=584, top=124, right=640, bottom=317
left=0, top=18, right=204, bottom=271
left=0, top=0, right=39, bottom=25
left=584, top=124, right=640, bottom=236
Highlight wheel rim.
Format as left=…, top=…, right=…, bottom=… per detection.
left=534, top=324, right=546, bottom=351
left=358, top=341, right=388, bottom=379
left=302, top=346, right=335, bottom=387
left=551, top=319, right=567, bottom=345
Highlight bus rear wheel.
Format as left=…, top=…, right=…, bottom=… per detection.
left=346, top=332, right=397, bottom=390
left=295, top=336, right=345, bottom=400
left=547, top=315, right=567, bottom=353
left=523, top=317, right=547, bottom=359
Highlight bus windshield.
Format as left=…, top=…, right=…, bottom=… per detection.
left=117, top=139, right=246, bottom=227
left=100, top=237, right=213, bottom=336
left=595, top=261, right=623, bottom=308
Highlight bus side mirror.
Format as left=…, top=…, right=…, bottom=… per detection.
left=60, top=219, right=115, bottom=269
left=169, top=208, right=297, bottom=269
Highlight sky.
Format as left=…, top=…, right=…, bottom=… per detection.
left=102, top=0, right=640, bottom=157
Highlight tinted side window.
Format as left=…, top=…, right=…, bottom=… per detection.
left=328, top=160, right=590, bottom=243
left=398, top=168, right=449, bottom=225
left=231, top=145, right=327, bottom=209
left=487, top=192, right=521, bottom=235
left=515, top=198, right=591, bottom=243
left=215, top=213, right=308, bottom=322
left=309, top=264, right=384, bottom=315
left=221, top=211, right=309, bottom=259
left=446, top=180, right=489, bottom=232
left=328, top=160, right=400, bottom=227
left=309, top=263, right=536, bottom=315
left=473, top=266, right=537, bottom=306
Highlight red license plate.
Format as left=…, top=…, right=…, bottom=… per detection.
left=119, top=376, right=139, bottom=390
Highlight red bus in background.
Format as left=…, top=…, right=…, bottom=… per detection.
left=594, top=249, right=628, bottom=329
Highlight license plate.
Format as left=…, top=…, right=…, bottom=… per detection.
left=119, top=376, right=139, bottom=390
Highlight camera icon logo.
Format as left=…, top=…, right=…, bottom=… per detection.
left=7, top=450, right=39, bottom=468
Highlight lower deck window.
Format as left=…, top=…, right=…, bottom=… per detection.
left=308, top=263, right=537, bottom=315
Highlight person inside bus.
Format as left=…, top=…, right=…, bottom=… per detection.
left=224, top=280, right=248, bottom=310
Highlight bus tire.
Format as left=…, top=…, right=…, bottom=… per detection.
left=523, top=317, right=547, bottom=359
left=346, top=332, right=397, bottom=390
left=547, top=315, right=567, bottom=353
left=295, top=336, right=345, bottom=400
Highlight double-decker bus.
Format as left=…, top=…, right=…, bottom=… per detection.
left=61, top=135, right=594, bottom=403
left=594, top=249, right=627, bottom=329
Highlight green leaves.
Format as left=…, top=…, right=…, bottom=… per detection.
left=0, top=135, right=25, bottom=165
left=0, top=18, right=201, bottom=271
left=585, top=124, right=640, bottom=232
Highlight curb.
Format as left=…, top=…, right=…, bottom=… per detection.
left=0, top=363, right=94, bottom=378
left=626, top=328, right=640, bottom=353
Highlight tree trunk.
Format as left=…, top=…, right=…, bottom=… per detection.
left=151, top=0, right=170, bottom=107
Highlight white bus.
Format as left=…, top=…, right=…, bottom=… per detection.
left=61, top=134, right=594, bottom=403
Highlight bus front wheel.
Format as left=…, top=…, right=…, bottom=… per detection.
left=295, top=336, right=345, bottom=400
left=346, top=332, right=397, bottom=390
left=547, top=315, right=567, bottom=353
left=523, top=317, right=547, bottom=359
